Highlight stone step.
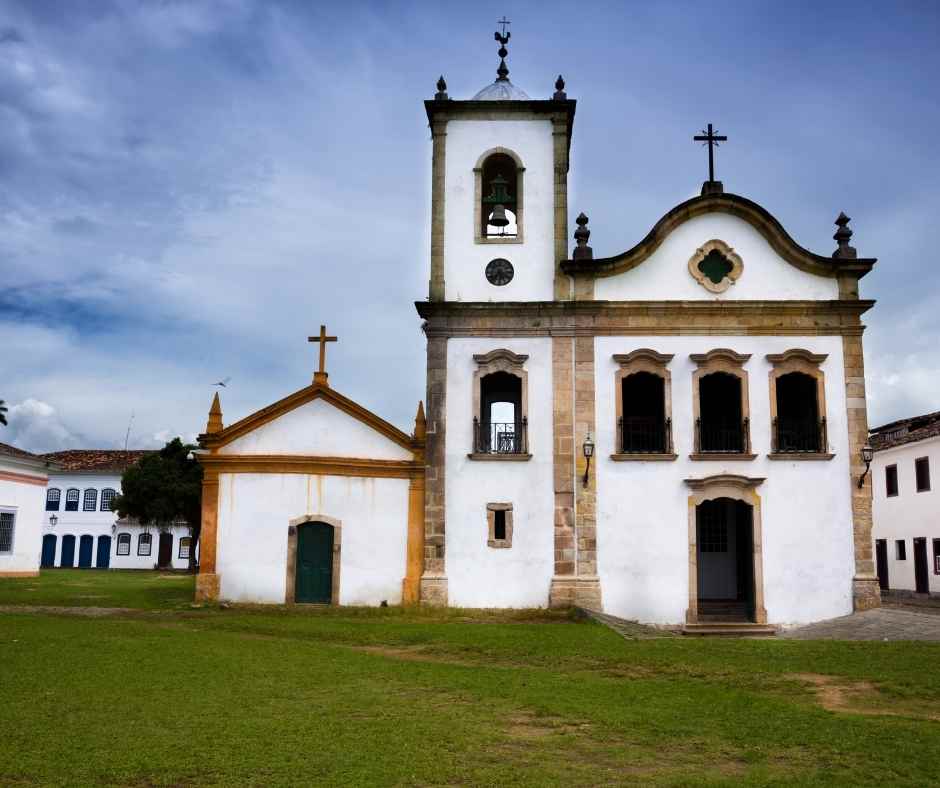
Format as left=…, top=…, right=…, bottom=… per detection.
left=682, top=622, right=777, bottom=637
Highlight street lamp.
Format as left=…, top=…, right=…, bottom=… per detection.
left=582, top=430, right=595, bottom=488
left=48, top=514, right=58, bottom=528
left=857, top=443, right=874, bottom=489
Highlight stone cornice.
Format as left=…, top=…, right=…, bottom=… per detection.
left=560, top=191, right=876, bottom=281
left=196, top=454, right=422, bottom=480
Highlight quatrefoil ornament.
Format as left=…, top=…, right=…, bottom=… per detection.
left=687, top=239, right=743, bottom=293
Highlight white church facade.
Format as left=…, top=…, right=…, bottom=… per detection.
left=196, top=35, right=881, bottom=628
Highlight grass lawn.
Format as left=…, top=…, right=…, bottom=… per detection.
left=1, top=572, right=939, bottom=786
left=0, top=568, right=194, bottom=609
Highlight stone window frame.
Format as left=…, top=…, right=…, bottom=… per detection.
left=690, top=349, right=755, bottom=460
left=766, top=349, right=834, bottom=460
left=611, top=349, right=677, bottom=461
left=474, top=147, right=525, bottom=245
left=286, top=514, right=343, bottom=605
left=683, top=474, right=767, bottom=625
left=469, top=349, right=532, bottom=461
left=687, top=239, right=743, bottom=293
left=486, top=503, right=513, bottom=548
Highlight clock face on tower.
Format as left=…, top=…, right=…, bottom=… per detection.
left=485, top=258, right=514, bottom=286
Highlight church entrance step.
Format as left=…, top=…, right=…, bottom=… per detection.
left=682, top=622, right=777, bottom=637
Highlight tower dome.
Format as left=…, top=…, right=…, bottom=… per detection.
left=472, top=20, right=529, bottom=101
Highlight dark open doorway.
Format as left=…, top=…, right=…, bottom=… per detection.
left=875, top=539, right=889, bottom=591
left=914, top=537, right=929, bottom=594
left=696, top=498, right=755, bottom=621
left=158, top=532, right=173, bottom=569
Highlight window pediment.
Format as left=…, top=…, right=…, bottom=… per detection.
left=690, top=348, right=751, bottom=368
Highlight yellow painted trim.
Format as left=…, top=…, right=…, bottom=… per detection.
left=198, top=454, right=421, bottom=480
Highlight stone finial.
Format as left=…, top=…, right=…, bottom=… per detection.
left=413, top=401, right=426, bottom=441
left=434, top=75, right=448, bottom=101
left=573, top=212, right=593, bottom=260
left=206, top=392, right=223, bottom=434
left=832, top=212, right=857, bottom=259
left=553, top=74, right=566, bottom=100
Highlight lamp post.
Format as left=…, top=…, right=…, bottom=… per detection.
left=582, top=431, right=595, bottom=488
left=48, top=514, right=58, bottom=528
left=857, top=443, right=874, bottom=489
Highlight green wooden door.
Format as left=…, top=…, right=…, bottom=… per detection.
left=296, top=523, right=333, bottom=603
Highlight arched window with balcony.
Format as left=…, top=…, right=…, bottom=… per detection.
left=470, top=349, right=529, bottom=458
left=474, top=148, right=524, bottom=242
left=767, top=350, right=830, bottom=458
left=613, top=350, right=675, bottom=458
left=691, top=350, right=753, bottom=458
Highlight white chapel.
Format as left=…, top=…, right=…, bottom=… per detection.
left=195, top=31, right=881, bottom=629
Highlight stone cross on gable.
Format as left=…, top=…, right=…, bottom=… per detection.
left=308, top=324, right=337, bottom=385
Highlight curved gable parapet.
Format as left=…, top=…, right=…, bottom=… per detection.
left=561, top=192, right=876, bottom=280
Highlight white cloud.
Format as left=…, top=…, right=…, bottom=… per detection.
left=4, top=398, right=84, bottom=453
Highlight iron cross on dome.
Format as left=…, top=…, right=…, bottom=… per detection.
left=308, top=324, right=337, bottom=385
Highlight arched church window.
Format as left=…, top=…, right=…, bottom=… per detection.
left=766, top=350, right=829, bottom=457
left=474, top=149, right=524, bottom=244
left=470, top=350, right=530, bottom=459
left=691, top=350, right=753, bottom=458
left=613, top=350, right=675, bottom=458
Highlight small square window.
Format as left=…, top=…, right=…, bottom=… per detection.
left=915, top=457, right=931, bottom=493
left=885, top=465, right=899, bottom=497
left=486, top=503, right=513, bottom=548
left=896, top=539, right=906, bottom=561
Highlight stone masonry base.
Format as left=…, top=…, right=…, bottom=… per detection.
left=419, top=574, right=448, bottom=606
left=195, top=572, right=220, bottom=603
left=853, top=575, right=882, bottom=612
left=549, top=576, right=602, bottom=611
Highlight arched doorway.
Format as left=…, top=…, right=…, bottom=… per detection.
left=41, top=534, right=57, bottom=568
left=96, top=535, right=112, bottom=569
left=696, top=498, right=755, bottom=621
left=78, top=535, right=94, bottom=568
left=60, top=535, right=76, bottom=568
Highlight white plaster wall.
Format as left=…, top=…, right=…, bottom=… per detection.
left=443, top=119, right=556, bottom=302
left=0, top=459, right=46, bottom=573
left=594, top=335, right=855, bottom=625
left=444, top=337, right=555, bottom=607
left=594, top=214, right=840, bottom=302
left=216, top=472, right=409, bottom=605
left=872, top=436, right=940, bottom=593
left=221, top=398, right=412, bottom=460
left=44, top=471, right=191, bottom=569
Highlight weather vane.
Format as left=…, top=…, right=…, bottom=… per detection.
left=494, top=16, right=511, bottom=81
left=693, top=123, right=728, bottom=183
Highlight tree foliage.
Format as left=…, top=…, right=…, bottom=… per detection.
left=112, top=438, right=202, bottom=568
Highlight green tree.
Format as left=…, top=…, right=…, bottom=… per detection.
left=111, top=438, right=202, bottom=571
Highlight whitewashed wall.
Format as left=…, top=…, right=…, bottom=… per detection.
left=444, top=337, right=554, bottom=607
left=0, top=458, right=47, bottom=574
left=443, top=119, right=556, bottom=302
left=216, top=472, right=409, bottom=604
left=594, top=334, right=854, bottom=625
left=872, top=436, right=940, bottom=593
left=594, top=214, right=840, bottom=302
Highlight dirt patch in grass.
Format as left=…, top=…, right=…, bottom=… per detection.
left=791, top=673, right=940, bottom=722
left=0, top=604, right=136, bottom=618
left=505, top=710, right=592, bottom=740
left=348, top=644, right=481, bottom=667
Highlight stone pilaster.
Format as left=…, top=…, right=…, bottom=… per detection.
left=429, top=120, right=447, bottom=302
left=552, top=115, right=571, bottom=301
left=195, top=469, right=220, bottom=603
left=550, top=335, right=576, bottom=601
left=843, top=332, right=880, bottom=610
left=420, top=334, right=448, bottom=605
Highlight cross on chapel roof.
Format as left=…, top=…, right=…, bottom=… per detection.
left=308, top=325, right=337, bottom=385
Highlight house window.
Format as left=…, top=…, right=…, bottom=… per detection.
left=934, top=539, right=940, bottom=574
left=116, top=533, right=131, bottom=556
left=486, top=503, right=513, bottom=548
left=886, top=465, right=899, bottom=497
left=65, top=488, right=80, bottom=511
left=691, top=350, right=752, bottom=456
left=471, top=349, right=529, bottom=458
left=45, top=488, right=61, bottom=512
left=896, top=539, right=906, bottom=561
left=0, top=511, right=15, bottom=554
left=178, top=537, right=192, bottom=560
left=915, top=457, right=930, bottom=493
left=613, top=350, right=675, bottom=457
left=474, top=148, right=524, bottom=244
left=138, top=532, right=152, bottom=556
left=100, top=488, right=116, bottom=512
left=82, top=489, right=98, bottom=511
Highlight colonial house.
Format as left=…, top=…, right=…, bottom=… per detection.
left=41, top=450, right=192, bottom=570
left=0, top=442, right=57, bottom=577
left=870, top=411, right=939, bottom=597
left=195, top=33, right=881, bottom=630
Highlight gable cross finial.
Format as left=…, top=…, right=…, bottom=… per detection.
left=494, top=17, right=511, bottom=81
left=308, top=324, right=338, bottom=385
left=693, top=122, right=728, bottom=194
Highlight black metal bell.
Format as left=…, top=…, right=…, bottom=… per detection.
left=488, top=204, right=510, bottom=228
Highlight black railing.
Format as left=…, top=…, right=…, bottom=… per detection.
left=618, top=416, right=672, bottom=454
left=772, top=417, right=826, bottom=453
left=473, top=418, right=528, bottom=455
left=695, top=417, right=750, bottom=454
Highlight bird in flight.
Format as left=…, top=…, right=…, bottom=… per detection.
left=212, top=377, right=231, bottom=388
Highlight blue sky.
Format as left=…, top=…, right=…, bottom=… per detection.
left=1, top=0, right=938, bottom=451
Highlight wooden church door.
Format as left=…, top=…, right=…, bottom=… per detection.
left=296, top=522, right=334, bottom=604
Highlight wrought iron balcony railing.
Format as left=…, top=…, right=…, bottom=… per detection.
left=473, top=418, right=528, bottom=455
left=695, top=417, right=750, bottom=454
left=618, top=416, right=672, bottom=454
left=772, top=417, right=827, bottom=454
